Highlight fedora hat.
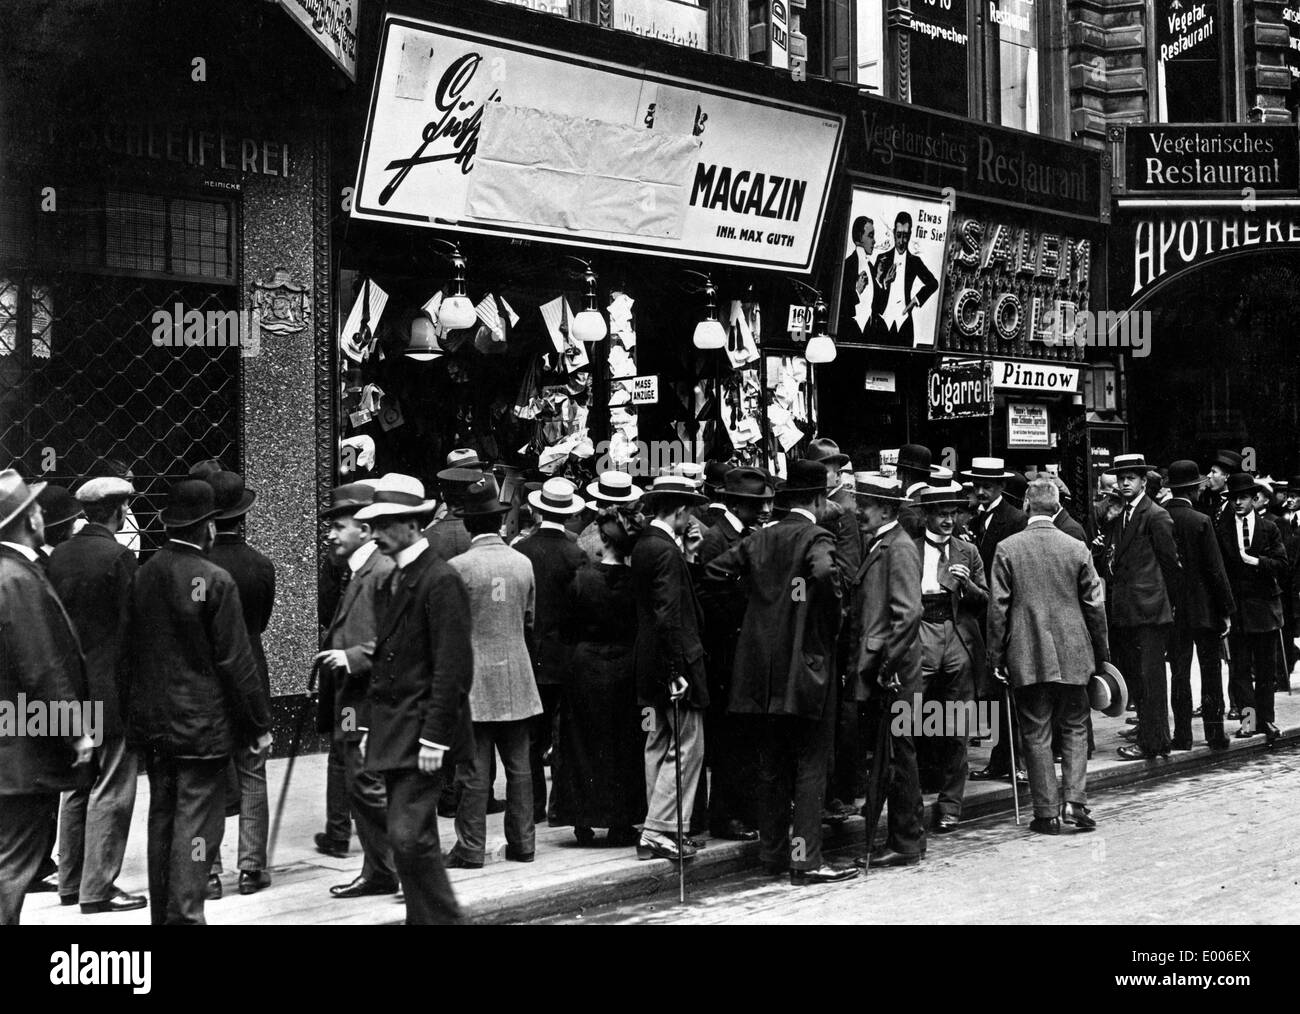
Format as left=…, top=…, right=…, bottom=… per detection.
left=438, top=448, right=487, bottom=480
left=0, top=470, right=47, bottom=530
left=528, top=477, right=586, bottom=515
left=76, top=476, right=135, bottom=504
left=36, top=485, right=83, bottom=528
left=1089, top=661, right=1129, bottom=719
left=354, top=474, right=437, bottom=521
left=320, top=482, right=376, bottom=519
left=1287, top=475, right=1300, bottom=492
left=1224, top=472, right=1265, bottom=498
left=959, top=457, right=1016, bottom=481
left=207, top=470, right=257, bottom=520
left=703, top=460, right=730, bottom=497
left=1210, top=449, right=1244, bottom=473
left=806, top=437, right=849, bottom=469
left=455, top=474, right=510, bottom=517
left=640, top=474, right=707, bottom=506
left=897, top=443, right=933, bottom=475
left=585, top=471, right=642, bottom=507
left=776, top=460, right=829, bottom=499
left=722, top=467, right=776, bottom=501
left=854, top=472, right=908, bottom=503
left=188, top=458, right=225, bottom=481
left=161, top=479, right=221, bottom=528
left=1104, top=453, right=1150, bottom=476
left=915, top=483, right=967, bottom=509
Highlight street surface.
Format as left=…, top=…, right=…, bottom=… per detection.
left=541, top=745, right=1300, bottom=924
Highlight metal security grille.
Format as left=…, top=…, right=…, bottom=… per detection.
left=0, top=271, right=242, bottom=554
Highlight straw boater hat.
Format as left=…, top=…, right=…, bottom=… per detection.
left=960, top=456, right=1016, bottom=481
left=455, top=474, right=510, bottom=517
left=915, top=483, right=967, bottom=509
left=527, top=477, right=586, bottom=516
left=640, top=474, right=707, bottom=507
left=1104, top=453, right=1150, bottom=476
left=853, top=472, right=908, bottom=503
left=929, top=465, right=955, bottom=483
left=1089, top=661, right=1129, bottom=719
left=161, top=479, right=222, bottom=529
left=0, top=469, right=46, bottom=530
left=320, top=481, right=376, bottom=519
left=354, top=474, right=438, bottom=521
left=585, top=471, right=642, bottom=508
left=663, top=462, right=706, bottom=489
left=36, top=485, right=85, bottom=528
left=76, top=476, right=135, bottom=504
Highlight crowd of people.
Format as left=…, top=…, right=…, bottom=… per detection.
left=1, top=439, right=1294, bottom=925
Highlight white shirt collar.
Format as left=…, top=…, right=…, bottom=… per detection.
left=348, top=539, right=378, bottom=573
left=790, top=507, right=817, bottom=523
left=982, top=495, right=1003, bottom=513
left=169, top=539, right=205, bottom=552
left=722, top=510, right=744, bottom=534
left=1027, top=515, right=1056, bottom=526
left=470, top=533, right=502, bottom=545
left=1, top=541, right=39, bottom=562
left=539, top=520, right=567, bottom=533
left=395, top=537, right=429, bottom=570
left=1124, top=492, right=1145, bottom=511
left=872, top=519, right=899, bottom=540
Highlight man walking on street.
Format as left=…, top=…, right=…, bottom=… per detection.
left=987, top=480, right=1109, bottom=835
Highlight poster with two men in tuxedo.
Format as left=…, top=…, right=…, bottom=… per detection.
left=836, top=187, right=951, bottom=348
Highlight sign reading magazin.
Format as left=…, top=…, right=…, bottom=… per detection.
left=835, top=186, right=950, bottom=348
left=351, top=13, right=845, bottom=271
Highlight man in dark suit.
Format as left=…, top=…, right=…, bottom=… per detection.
left=698, top=460, right=731, bottom=529
left=1164, top=461, right=1235, bottom=750
left=704, top=460, right=856, bottom=885
left=850, top=473, right=926, bottom=868
left=425, top=451, right=488, bottom=561
left=912, top=485, right=989, bottom=832
left=1216, top=472, right=1286, bottom=746
left=356, top=474, right=473, bottom=925
left=128, top=479, right=272, bottom=926
left=315, top=482, right=398, bottom=899
left=874, top=211, right=939, bottom=347
left=515, top=477, right=589, bottom=826
left=1102, top=454, right=1181, bottom=760
left=47, top=476, right=145, bottom=915
left=0, top=470, right=96, bottom=925
left=840, top=215, right=884, bottom=342
left=695, top=467, right=771, bottom=841
left=962, top=458, right=1028, bottom=781
left=1198, top=449, right=1242, bottom=522
left=631, top=475, right=709, bottom=862
left=205, top=470, right=277, bottom=896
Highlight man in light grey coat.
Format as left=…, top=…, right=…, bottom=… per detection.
left=445, top=474, right=542, bottom=867
left=988, top=480, right=1110, bottom=836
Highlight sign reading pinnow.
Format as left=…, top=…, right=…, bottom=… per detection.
left=50, top=947, right=151, bottom=994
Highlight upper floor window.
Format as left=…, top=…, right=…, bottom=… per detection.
left=987, top=0, right=1038, bottom=132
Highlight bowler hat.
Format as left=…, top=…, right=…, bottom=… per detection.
left=1166, top=460, right=1205, bottom=489
left=915, top=484, right=967, bottom=509
left=36, top=485, right=84, bottom=528
left=188, top=458, right=225, bottom=480
left=321, top=482, right=376, bottom=519
left=1004, top=472, right=1029, bottom=504
left=722, top=467, right=776, bottom=501
left=1224, top=472, right=1265, bottom=498
left=1287, top=475, right=1300, bottom=492
left=1104, top=453, right=1150, bottom=476
left=1210, top=449, right=1244, bottom=473
left=207, top=471, right=257, bottom=520
left=354, top=474, right=438, bottom=521
left=528, top=477, right=586, bottom=515
left=703, top=460, right=730, bottom=497
left=806, top=437, right=850, bottom=469
left=455, top=474, right=510, bottom=517
left=776, top=460, right=829, bottom=498
left=960, top=457, right=1016, bottom=481
left=1089, top=662, right=1129, bottom=719
left=162, top=479, right=221, bottom=528
left=896, top=443, right=933, bottom=475
left=854, top=472, right=908, bottom=503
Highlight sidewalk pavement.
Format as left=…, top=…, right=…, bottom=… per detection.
left=22, top=671, right=1300, bottom=926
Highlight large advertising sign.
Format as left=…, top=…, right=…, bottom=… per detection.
left=351, top=14, right=845, bottom=271
left=1124, top=124, right=1299, bottom=195
left=276, top=0, right=358, bottom=79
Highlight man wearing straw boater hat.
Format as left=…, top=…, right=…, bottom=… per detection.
left=1163, top=461, right=1235, bottom=751
left=355, top=474, right=473, bottom=924
left=631, top=473, right=709, bottom=861
left=850, top=473, right=926, bottom=868
left=516, top=477, right=589, bottom=826
left=0, top=470, right=96, bottom=925
left=1215, top=472, right=1287, bottom=747
left=912, top=483, right=989, bottom=833
left=578, top=470, right=641, bottom=559
left=128, top=478, right=272, bottom=925
left=1100, top=453, right=1181, bottom=761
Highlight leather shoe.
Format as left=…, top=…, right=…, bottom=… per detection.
left=330, top=875, right=398, bottom=899
left=933, top=815, right=960, bottom=834
left=314, top=833, right=349, bottom=859
left=1192, top=706, right=1203, bottom=718
left=1227, top=707, right=1241, bottom=720
left=504, top=845, right=535, bottom=863
left=1117, top=745, right=1151, bottom=760
left=81, top=891, right=148, bottom=915
left=711, top=819, right=759, bottom=841
left=574, top=826, right=596, bottom=846
left=487, top=796, right=506, bottom=815
left=239, top=870, right=272, bottom=895
left=1062, top=803, right=1096, bottom=830
left=1235, top=727, right=1258, bottom=739
left=1029, top=816, right=1061, bottom=835
left=443, top=851, right=484, bottom=869
left=1125, top=716, right=1139, bottom=725
left=205, top=874, right=222, bottom=901
left=969, top=766, right=1008, bottom=781
left=1264, top=722, right=1281, bottom=746
left=636, top=834, right=696, bottom=861
left=28, top=873, right=58, bottom=894
left=790, top=864, right=860, bottom=886
left=857, top=849, right=921, bottom=868
left=59, top=894, right=79, bottom=906
left=1014, top=769, right=1028, bottom=785
left=1170, top=737, right=1193, bottom=751
left=1118, top=727, right=1140, bottom=741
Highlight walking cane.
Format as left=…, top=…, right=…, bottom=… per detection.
left=1278, top=629, right=1294, bottom=696
left=1002, top=683, right=1021, bottom=826
left=672, top=693, right=686, bottom=904
left=267, top=658, right=320, bottom=866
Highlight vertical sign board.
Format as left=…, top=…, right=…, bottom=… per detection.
left=276, top=0, right=358, bottom=79
left=769, top=2, right=791, bottom=70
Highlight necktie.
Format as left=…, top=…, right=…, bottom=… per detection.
left=1123, top=505, right=1133, bottom=532
left=925, top=537, right=949, bottom=564
left=1242, top=516, right=1250, bottom=549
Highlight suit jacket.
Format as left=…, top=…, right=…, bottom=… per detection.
left=705, top=514, right=842, bottom=719
left=513, top=527, right=587, bottom=686
left=631, top=525, right=708, bottom=710
left=208, top=533, right=276, bottom=695
left=851, top=523, right=922, bottom=700
left=826, top=486, right=863, bottom=577
left=318, top=543, right=395, bottom=741
left=695, top=512, right=747, bottom=699
left=1215, top=511, right=1287, bottom=633
left=1053, top=508, right=1087, bottom=543
left=915, top=532, right=990, bottom=694
left=0, top=545, right=93, bottom=795
left=1166, top=498, right=1234, bottom=631
left=364, top=545, right=474, bottom=772
left=840, top=250, right=884, bottom=341
left=973, top=498, right=1028, bottom=575
left=47, top=524, right=136, bottom=738
left=450, top=536, right=542, bottom=723
left=872, top=249, right=939, bottom=344
left=1102, top=496, right=1181, bottom=627
left=128, top=542, right=270, bottom=758
left=987, top=521, right=1109, bottom=687
left=423, top=515, right=471, bottom=563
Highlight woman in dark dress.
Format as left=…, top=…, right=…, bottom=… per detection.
left=556, top=511, right=646, bottom=845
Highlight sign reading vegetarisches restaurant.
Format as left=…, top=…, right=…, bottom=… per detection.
left=351, top=13, right=845, bottom=271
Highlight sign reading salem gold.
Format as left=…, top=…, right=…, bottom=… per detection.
left=1124, top=125, right=1299, bottom=194
left=351, top=15, right=844, bottom=270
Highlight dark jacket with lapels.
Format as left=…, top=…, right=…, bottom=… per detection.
left=1215, top=511, right=1287, bottom=633
left=514, top=526, right=587, bottom=687
left=1165, top=498, right=1234, bottom=631
left=318, top=544, right=396, bottom=741
left=973, top=497, right=1028, bottom=574
left=1102, top=495, right=1181, bottom=628
left=208, top=532, right=276, bottom=696
left=631, top=524, right=708, bottom=710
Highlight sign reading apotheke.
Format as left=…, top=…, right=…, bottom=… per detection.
left=352, top=15, right=844, bottom=271
left=1124, top=124, right=1299, bottom=194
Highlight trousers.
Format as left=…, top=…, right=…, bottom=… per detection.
left=144, top=754, right=226, bottom=926
left=643, top=703, right=705, bottom=835
left=0, top=793, right=59, bottom=925
left=58, top=732, right=139, bottom=903
left=385, top=768, right=461, bottom=925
